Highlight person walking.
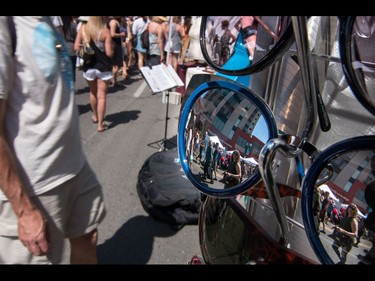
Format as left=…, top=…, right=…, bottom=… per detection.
left=74, top=16, right=114, bottom=132
left=331, top=203, right=359, bottom=264
left=223, top=150, right=242, bottom=189
left=164, top=16, right=185, bottom=71
left=0, top=16, right=106, bottom=264
left=132, top=16, right=149, bottom=72
left=147, top=16, right=168, bottom=67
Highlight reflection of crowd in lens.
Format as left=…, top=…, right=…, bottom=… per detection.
left=234, top=16, right=258, bottom=60
left=213, top=19, right=236, bottom=66
left=313, top=175, right=375, bottom=264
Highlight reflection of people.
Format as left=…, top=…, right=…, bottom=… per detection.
left=0, top=16, right=106, bottom=263
left=331, top=203, right=358, bottom=264
left=187, top=16, right=205, bottom=63
left=206, top=18, right=216, bottom=58
left=223, top=150, right=241, bottom=189
left=312, top=186, right=322, bottom=234
left=319, top=191, right=330, bottom=234
left=217, top=19, right=236, bottom=66
left=360, top=156, right=375, bottom=264
left=235, top=16, right=258, bottom=60
left=203, top=140, right=213, bottom=180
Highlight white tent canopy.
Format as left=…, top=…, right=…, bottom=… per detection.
left=318, top=184, right=339, bottom=202
left=243, top=157, right=258, bottom=166
left=209, top=135, right=225, bottom=150
left=319, top=184, right=367, bottom=219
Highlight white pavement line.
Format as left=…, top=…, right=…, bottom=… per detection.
left=134, top=80, right=147, bottom=98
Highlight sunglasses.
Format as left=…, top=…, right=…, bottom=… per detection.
left=199, top=196, right=316, bottom=264
left=179, top=16, right=375, bottom=264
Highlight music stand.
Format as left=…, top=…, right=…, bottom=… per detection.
left=147, top=90, right=181, bottom=151
left=140, top=64, right=184, bottom=151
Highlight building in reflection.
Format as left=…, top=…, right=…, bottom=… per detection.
left=324, top=150, right=375, bottom=216
left=193, top=88, right=266, bottom=160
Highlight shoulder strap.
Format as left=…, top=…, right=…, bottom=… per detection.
left=6, top=16, right=16, bottom=56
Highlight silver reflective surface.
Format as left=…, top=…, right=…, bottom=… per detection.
left=351, top=16, right=375, bottom=113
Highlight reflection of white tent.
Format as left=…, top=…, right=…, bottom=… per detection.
left=318, top=184, right=339, bottom=202
left=209, top=135, right=225, bottom=150
left=224, top=150, right=245, bottom=160
left=243, top=157, right=258, bottom=166
left=319, top=184, right=367, bottom=219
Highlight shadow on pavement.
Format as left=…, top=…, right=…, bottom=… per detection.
left=97, top=215, right=178, bottom=264
left=104, top=110, right=141, bottom=129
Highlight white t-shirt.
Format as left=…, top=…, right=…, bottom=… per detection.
left=0, top=16, right=86, bottom=200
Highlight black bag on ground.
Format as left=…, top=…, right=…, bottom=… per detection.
left=137, top=149, right=201, bottom=230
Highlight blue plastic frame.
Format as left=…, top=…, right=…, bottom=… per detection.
left=178, top=79, right=278, bottom=197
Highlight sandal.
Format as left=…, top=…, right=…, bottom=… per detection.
left=97, top=123, right=109, bottom=132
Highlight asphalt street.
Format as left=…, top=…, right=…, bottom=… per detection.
left=73, top=66, right=201, bottom=265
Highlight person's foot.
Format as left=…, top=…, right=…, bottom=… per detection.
left=97, top=123, right=109, bottom=132
left=91, top=116, right=98, bottom=123
left=320, top=230, right=326, bottom=234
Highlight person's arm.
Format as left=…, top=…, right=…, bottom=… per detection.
left=126, top=23, right=132, bottom=42
left=109, top=19, right=125, bottom=39
left=0, top=20, right=48, bottom=256
left=178, top=24, right=185, bottom=39
left=74, top=25, right=83, bottom=53
left=336, top=218, right=358, bottom=238
left=224, top=162, right=241, bottom=180
left=0, top=101, right=48, bottom=256
left=103, top=28, right=114, bottom=58
left=229, top=31, right=237, bottom=45
left=157, top=26, right=164, bottom=62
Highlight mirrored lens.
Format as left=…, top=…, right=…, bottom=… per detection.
left=304, top=144, right=375, bottom=265
left=179, top=80, right=278, bottom=197
left=200, top=196, right=315, bottom=264
left=200, top=16, right=293, bottom=75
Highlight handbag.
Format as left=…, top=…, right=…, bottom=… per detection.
left=77, top=26, right=95, bottom=69
left=165, top=40, right=173, bottom=52
left=141, top=24, right=149, bottom=50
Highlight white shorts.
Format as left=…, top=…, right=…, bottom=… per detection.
left=83, top=69, right=113, bottom=81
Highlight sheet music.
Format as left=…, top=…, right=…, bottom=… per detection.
left=140, top=64, right=184, bottom=93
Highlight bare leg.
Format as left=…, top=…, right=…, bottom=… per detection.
left=96, top=79, right=109, bottom=131
left=70, top=229, right=98, bottom=264
left=172, top=53, right=179, bottom=71
left=112, top=65, right=119, bottom=85
left=137, top=51, right=146, bottom=69
left=87, top=79, right=98, bottom=123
